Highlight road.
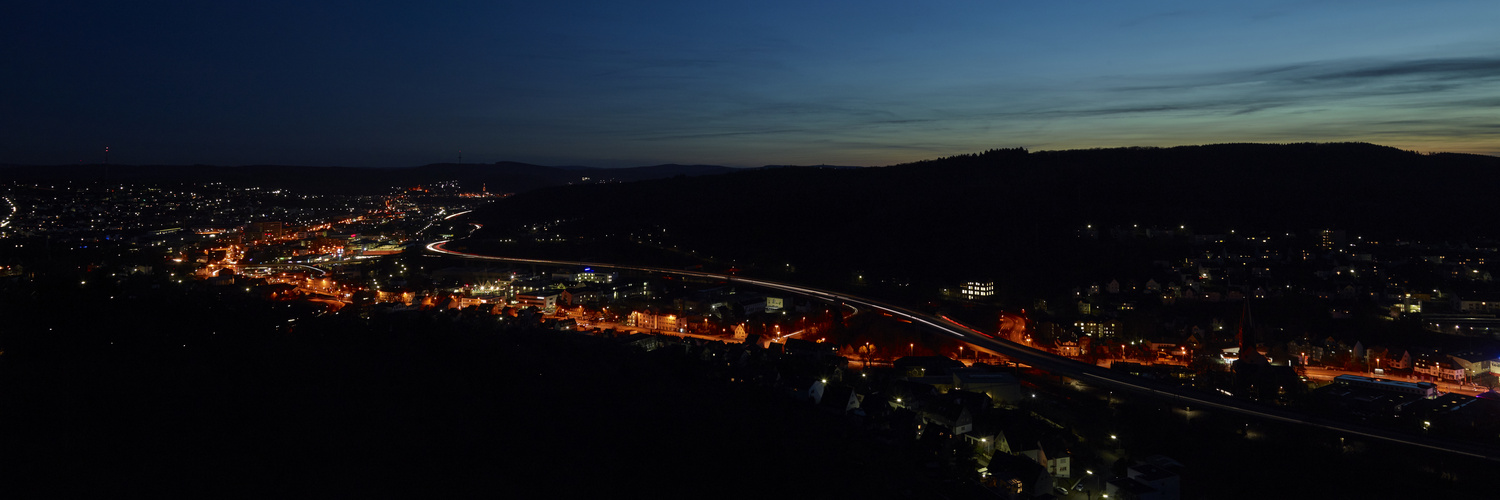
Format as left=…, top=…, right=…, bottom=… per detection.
left=557, top=309, right=742, bottom=343
left=0, top=195, right=17, bottom=230
left=424, top=240, right=1500, bottom=462
left=1301, top=366, right=1485, bottom=396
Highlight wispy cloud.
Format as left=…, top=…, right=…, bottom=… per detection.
left=1308, top=57, right=1500, bottom=82
left=1104, top=56, right=1500, bottom=102
left=640, top=128, right=813, bottom=141
left=941, top=56, right=1500, bottom=135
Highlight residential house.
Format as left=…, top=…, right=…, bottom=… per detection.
left=984, top=452, right=1053, bottom=500
left=1414, top=354, right=1467, bottom=382
left=964, top=422, right=1005, bottom=460
left=951, top=368, right=1022, bottom=406
left=919, top=390, right=991, bottom=437
left=1013, top=432, right=1073, bottom=479
left=815, top=383, right=861, bottom=414
left=1056, top=339, right=1082, bottom=357
left=1388, top=350, right=1413, bottom=370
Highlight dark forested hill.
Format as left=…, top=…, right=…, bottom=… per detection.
left=459, top=143, right=1500, bottom=297
left=0, top=162, right=741, bottom=195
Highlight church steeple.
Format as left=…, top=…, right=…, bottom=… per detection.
left=1235, top=300, right=1267, bottom=365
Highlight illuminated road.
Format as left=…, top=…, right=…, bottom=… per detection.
left=0, top=195, right=17, bottom=230
left=1302, top=366, right=1484, bottom=396
left=425, top=240, right=1500, bottom=462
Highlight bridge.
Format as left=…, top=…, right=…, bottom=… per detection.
left=236, top=263, right=329, bottom=276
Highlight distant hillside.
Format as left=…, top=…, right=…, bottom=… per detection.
left=459, top=143, right=1500, bottom=296
left=0, top=162, right=743, bottom=195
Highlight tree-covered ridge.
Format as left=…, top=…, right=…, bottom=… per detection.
left=0, top=162, right=740, bottom=195
left=464, top=142, right=1500, bottom=298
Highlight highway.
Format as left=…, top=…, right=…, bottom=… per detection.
left=425, top=240, right=1500, bottom=462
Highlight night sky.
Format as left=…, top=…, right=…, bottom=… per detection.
left=4, top=1, right=1497, bottom=168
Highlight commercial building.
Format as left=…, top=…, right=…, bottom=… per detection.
left=1332, top=374, right=1438, bottom=398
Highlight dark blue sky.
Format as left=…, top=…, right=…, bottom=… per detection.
left=4, top=1, right=1497, bottom=167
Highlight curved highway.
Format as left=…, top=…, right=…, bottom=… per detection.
left=426, top=240, right=1500, bottom=462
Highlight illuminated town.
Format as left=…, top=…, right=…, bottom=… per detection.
left=5, top=149, right=1500, bottom=498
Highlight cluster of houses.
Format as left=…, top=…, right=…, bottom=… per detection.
left=1032, top=226, right=1500, bottom=373
left=422, top=266, right=807, bottom=323
left=600, top=328, right=1181, bottom=499
left=1290, top=339, right=1500, bottom=387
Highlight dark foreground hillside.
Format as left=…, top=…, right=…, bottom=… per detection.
left=0, top=284, right=950, bottom=497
